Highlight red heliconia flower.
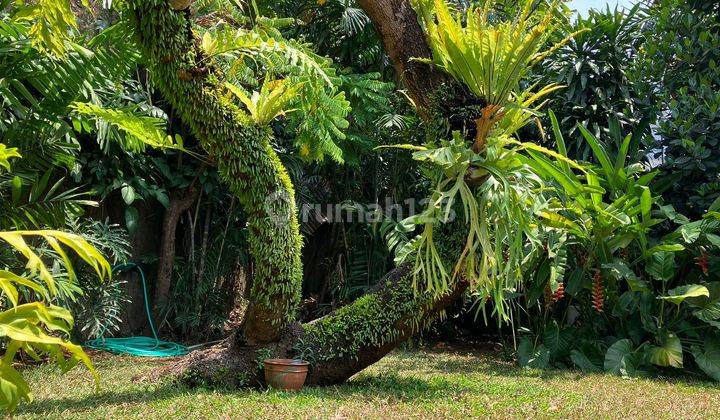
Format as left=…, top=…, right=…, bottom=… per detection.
left=553, top=282, right=565, bottom=302
left=696, top=252, right=709, bottom=276
left=592, top=270, right=604, bottom=313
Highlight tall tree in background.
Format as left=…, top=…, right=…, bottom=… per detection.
left=637, top=0, right=720, bottom=217
left=539, top=4, right=652, bottom=161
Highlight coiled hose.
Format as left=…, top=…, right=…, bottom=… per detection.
left=84, top=263, right=189, bottom=357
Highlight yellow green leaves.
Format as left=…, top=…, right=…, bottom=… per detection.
left=412, top=0, right=581, bottom=149
left=659, top=285, right=710, bottom=305
left=0, top=303, right=98, bottom=411
left=226, top=79, right=304, bottom=125
left=412, top=0, right=569, bottom=106
left=11, top=0, right=81, bottom=56
left=0, top=144, right=21, bottom=172
left=648, top=333, right=684, bottom=368
left=0, top=230, right=108, bottom=412
left=200, top=29, right=332, bottom=84
left=0, top=230, right=111, bottom=297
left=199, top=25, right=350, bottom=163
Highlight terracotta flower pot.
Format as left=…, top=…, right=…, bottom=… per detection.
left=263, top=359, right=309, bottom=391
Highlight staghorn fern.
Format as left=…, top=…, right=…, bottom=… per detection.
left=378, top=0, right=585, bottom=321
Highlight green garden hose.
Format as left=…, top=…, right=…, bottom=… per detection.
left=84, top=263, right=189, bottom=357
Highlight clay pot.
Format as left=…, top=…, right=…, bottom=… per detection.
left=169, top=0, right=193, bottom=11
left=263, top=359, right=309, bottom=391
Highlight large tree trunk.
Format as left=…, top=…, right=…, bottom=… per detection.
left=303, top=264, right=468, bottom=385
left=356, top=0, right=449, bottom=113
left=131, top=1, right=303, bottom=345
left=159, top=261, right=468, bottom=387
left=130, top=0, right=468, bottom=386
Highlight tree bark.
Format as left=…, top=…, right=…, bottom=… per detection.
left=154, top=187, right=199, bottom=314
left=303, top=264, right=468, bottom=385
left=355, top=0, right=449, bottom=113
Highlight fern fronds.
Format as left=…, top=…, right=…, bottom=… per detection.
left=70, top=103, right=182, bottom=152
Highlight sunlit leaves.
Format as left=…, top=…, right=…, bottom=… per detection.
left=70, top=102, right=182, bottom=152
left=0, top=229, right=109, bottom=411
left=11, top=0, right=79, bottom=55
left=200, top=26, right=351, bottom=162
left=0, top=144, right=21, bottom=171
left=649, top=333, right=683, bottom=368
left=413, top=0, right=578, bottom=106
left=659, top=285, right=710, bottom=305
left=226, top=79, right=304, bottom=125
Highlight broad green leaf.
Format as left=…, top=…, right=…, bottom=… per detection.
left=706, top=233, right=720, bottom=248
left=125, top=207, right=139, bottom=235
left=71, top=102, right=181, bottom=152
left=679, top=223, right=702, bottom=244
left=693, top=302, right=720, bottom=323
left=570, top=349, right=602, bottom=373
left=646, top=251, right=676, bottom=281
left=648, top=333, right=683, bottom=368
left=602, top=261, right=648, bottom=292
left=0, top=143, right=21, bottom=172
left=640, top=187, right=652, bottom=220
left=688, top=282, right=720, bottom=323
left=121, top=184, right=135, bottom=205
left=646, top=243, right=685, bottom=254
left=578, top=124, right=614, bottom=181
left=604, top=339, right=640, bottom=376
left=691, top=337, right=720, bottom=382
left=517, top=337, right=550, bottom=369
left=0, top=360, right=32, bottom=411
left=548, top=110, right=571, bottom=175
left=615, top=133, right=633, bottom=173
left=658, top=204, right=690, bottom=224
left=659, top=285, right=710, bottom=305
left=543, top=322, right=573, bottom=358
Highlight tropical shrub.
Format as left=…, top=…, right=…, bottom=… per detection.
left=0, top=147, right=110, bottom=411
left=537, top=4, right=653, bottom=161
left=382, top=0, right=581, bottom=322
left=514, top=114, right=720, bottom=382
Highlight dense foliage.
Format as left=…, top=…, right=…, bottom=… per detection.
left=537, top=4, right=653, bottom=160
left=636, top=0, right=720, bottom=218
left=2, top=0, right=720, bottom=412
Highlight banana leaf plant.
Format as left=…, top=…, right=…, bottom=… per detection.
left=0, top=145, right=110, bottom=412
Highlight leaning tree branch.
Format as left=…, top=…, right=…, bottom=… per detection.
left=356, top=0, right=450, bottom=114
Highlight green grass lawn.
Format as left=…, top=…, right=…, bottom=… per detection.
left=15, top=345, right=720, bottom=419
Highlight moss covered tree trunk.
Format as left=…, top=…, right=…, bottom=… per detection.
left=131, top=1, right=303, bottom=345
left=130, top=0, right=467, bottom=386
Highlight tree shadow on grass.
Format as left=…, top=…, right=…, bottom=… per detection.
left=16, top=375, right=454, bottom=416
left=418, top=347, right=720, bottom=387
left=340, top=374, right=458, bottom=400
left=15, top=381, right=230, bottom=416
